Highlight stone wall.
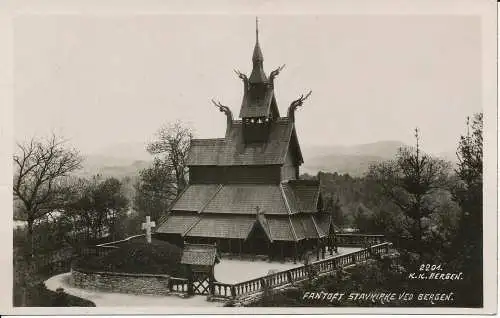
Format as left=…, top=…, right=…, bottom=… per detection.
left=70, top=268, right=172, bottom=296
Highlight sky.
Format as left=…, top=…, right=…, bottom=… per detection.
left=13, top=14, right=482, bottom=155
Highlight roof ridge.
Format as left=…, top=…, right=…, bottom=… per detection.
left=288, top=215, right=299, bottom=242
left=310, top=215, right=324, bottom=238
left=191, top=138, right=225, bottom=143
left=182, top=215, right=203, bottom=237
left=279, top=183, right=293, bottom=215
left=184, top=242, right=217, bottom=248
left=198, top=184, right=224, bottom=214
left=164, top=184, right=192, bottom=216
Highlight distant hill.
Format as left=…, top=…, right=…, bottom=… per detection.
left=75, top=141, right=152, bottom=179
left=77, top=156, right=151, bottom=180
left=75, top=140, right=456, bottom=180
left=301, top=141, right=456, bottom=177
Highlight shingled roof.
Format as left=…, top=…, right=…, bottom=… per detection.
left=169, top=184, right=221, bottom=212
left=281, top=180, right=321, bottom=214
left=186, top=118, right=302, bottom=166
left=184, top=214, right=256, bottom=239
left=180, top=244, right=218, bottom=266
left=239, top=85, right=276, bottom=118
left=203, top=184, right=289, bottom=215
left=156, top=212, right=200, bottom=235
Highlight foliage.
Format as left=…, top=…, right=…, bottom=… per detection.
left=74, top=238, right=188, bottom=278
left=449, top=112, right=483, bottom=306
left=366, top=129, right=451, bottom=254
left=146, top=120, right=194, bottom=195
left=13, top=134, right=83, bottom=256
left=134, top=158, right=177, bottom=222
left=251, top=257, right=462, bottom=307
left=13, top=281, right=95, bottom=307
left=64, top=176, right=129, bottom=243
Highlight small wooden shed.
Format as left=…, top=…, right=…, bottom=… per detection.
left=180, top=243, right=219, bottom=295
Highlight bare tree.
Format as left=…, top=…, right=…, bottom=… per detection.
left=146, top=121, right=193, bottom=195
left=13, top=134, right=83, bottom=257
left=367, top=128, right=451, bottom=255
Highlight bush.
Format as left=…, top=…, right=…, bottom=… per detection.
left=74, top=238, right=188, bottom=278
left=14, top=283, right=95, bottom=307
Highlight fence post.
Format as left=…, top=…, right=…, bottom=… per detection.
left=286, top=271, right=293, bottom=284
left=231, top=286, right=236, bottom=299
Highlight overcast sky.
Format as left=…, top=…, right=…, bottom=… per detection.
left=14, top=14, right=481, bottom=155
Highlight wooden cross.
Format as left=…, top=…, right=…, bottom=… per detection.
left=141, top=216, right=156, bottom=243
left=255, top=206, right=263, bottom=215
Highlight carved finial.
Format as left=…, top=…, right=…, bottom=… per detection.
left=211, top=99, right=233, bottom=135
left=269, top=64, right=286, bottom=87
left=234, top=69, right=249, bottom=92
left=287, top=90, right=312, bottom=122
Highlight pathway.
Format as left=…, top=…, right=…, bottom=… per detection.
left=44, top=273, right=222, bottom=307
left=214, top=246, right=360, bottom=284
left=45, top=246, right=361, bottom=306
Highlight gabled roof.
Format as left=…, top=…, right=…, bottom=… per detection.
left=180, top=244, right=218, bottom=266
left=239, top=84, right=275, bottom=118
left=246, top=213, right=273, bottom=243
left=164, top=182, right=320, bottom=217
left=158, top=211, right=328, bottom=242
left=281, top=180, right=321, bottom=214
left=187, top=118, right=301, bottom=166
left=290, top=214, right=325, bottom=239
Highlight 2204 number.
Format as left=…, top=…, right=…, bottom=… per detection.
left=419, top=264, right=443, bottom=271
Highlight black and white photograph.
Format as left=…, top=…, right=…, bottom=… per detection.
left=1, top=0, right=497, bottom=315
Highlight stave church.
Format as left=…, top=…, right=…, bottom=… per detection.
left=155, top=20, right=335, bottom=262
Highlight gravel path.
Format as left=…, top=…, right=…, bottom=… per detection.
left=45, top=247, right=360, bottom=306
left=44, top=273, right=222, bottom=307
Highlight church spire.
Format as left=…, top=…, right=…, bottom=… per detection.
left=249, top=17, right=267, bottom=83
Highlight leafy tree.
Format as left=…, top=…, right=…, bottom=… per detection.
left=323, top=195, right=344, bottom=226
left=134, top=158, right=177, bottom=222
left=367, top=128, right=451, bottom=255
left=65, top=176, right=129, bottom=242
left=454, top=113, right=483, bottom=240
left=450, top=112, right=483, bottom=306
left=13, top=135, right=83, bottom=257
left=146, top=121, right=193, bottom=195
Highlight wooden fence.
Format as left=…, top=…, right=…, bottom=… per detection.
left=210, top=242, right=391, bottom=300
left=335, top=234, right=386, bottom=247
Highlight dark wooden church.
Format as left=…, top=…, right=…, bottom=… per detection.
left=156, top=20, right=335, bottom=262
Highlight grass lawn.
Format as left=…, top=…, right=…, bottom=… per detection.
left=74, top=238, right=188, bottom=278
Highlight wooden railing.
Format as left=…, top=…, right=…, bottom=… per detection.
left=226, top=242, right=391, bottom=299
left=213, top=282, right=234, bottom=298
left=169, top=277, right=189, bottom=293
left=336, top=234, right=385, bottom=247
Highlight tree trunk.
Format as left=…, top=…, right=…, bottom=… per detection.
left=27, top=218, right=34, bottom=260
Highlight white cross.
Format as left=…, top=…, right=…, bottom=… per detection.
left=141, top=216, right=156, bottom=243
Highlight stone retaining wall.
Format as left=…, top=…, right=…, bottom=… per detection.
left=70, top=268, right=172, bottom=296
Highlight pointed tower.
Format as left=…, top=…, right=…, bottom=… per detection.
left=249, top=18, right=267, bottom=84
left=238, top=18, right=280, bottom=143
